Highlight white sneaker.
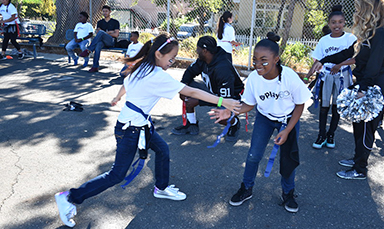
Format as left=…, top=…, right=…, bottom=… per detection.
left=153, top=184, right=186, bottom=201
left=55, top=191, right=77, bottom=227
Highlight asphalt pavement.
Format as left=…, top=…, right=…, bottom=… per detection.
left=1, top=53, right=384, bottom=229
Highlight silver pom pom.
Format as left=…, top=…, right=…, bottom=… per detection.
left=336, top=85, right=384, bottom=123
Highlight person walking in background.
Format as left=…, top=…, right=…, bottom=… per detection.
left=211, top=32, right=311, bottom=213
left=308, top=5, right=357, bottom=149
left=312, top=0, right=384, bottom=180
left=54, top=33, right=241, bottom=228
left=65, top=11, right=93, bottom=67
left=216, top=11, right=241, bottom=62
left=79, top=5, right=120, bottom=72
left=0, top=0, right=24, bottom=59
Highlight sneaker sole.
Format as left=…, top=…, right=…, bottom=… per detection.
left=284, top=205, right=299, bottom=213
left=54, top=193, right=76, bottom=228
left=326, top=143, right=335, bottom=148
left=312, top=142, right=326, bottom=149
left=338, top=161, right=354, bottom=168
left=336, top=172, right=366, bottom=180
left=153, top=193, right=186, bottom=201
left=229, top=195, right=253, bottom=206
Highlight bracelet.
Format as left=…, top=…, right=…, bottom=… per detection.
left=217, top=97, right=223, bottom=107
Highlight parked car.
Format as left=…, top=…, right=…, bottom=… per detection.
left=177, top=23, right=212, bottom=40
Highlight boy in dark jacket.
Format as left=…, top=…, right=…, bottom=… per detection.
left=172, top=36, right=244, bottom=141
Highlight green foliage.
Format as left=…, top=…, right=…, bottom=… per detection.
left=160, top=16, right=192, bottom=33
left=138, top=32, right=155, bottom=44
left=32, top=0, right=56, bottom=20
left=280, top=42, right=313, bottom=71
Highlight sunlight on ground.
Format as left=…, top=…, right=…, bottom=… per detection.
left=190, top=202, right=228, bottom=224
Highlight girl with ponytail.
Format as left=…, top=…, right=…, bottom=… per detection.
left=216, top=11, right=241, bottom=62
left=211, top=32, right=311, bottom=213
left=54, top=33, right=241, bottom=228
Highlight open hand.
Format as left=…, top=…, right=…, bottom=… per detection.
left=209, top=108, right=232, bottom=123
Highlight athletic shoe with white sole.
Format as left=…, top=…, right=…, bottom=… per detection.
left=338, top=158, right=355, bottom=168
left=153, top=184, right=186, bottom=201
left=312, top=135, right=327, bottom=149
left=55, top=191, right=77, bottom=227
left=281, top=189, right=299, bottom=213
left=229, top=183, right=253, bottom=206
left=336, top=169, right=366, bottom=180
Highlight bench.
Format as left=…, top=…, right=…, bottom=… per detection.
left=0, top=23, right=46, bottom=59
left=62, top=29, right=131, bottom=63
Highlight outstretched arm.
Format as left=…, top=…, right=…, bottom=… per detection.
left=179, top=86, right=241, bottom=114
left=209, top=103, right=255, bottom=123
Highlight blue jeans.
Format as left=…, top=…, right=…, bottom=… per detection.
left=88, top=30, right=115, bottom=68
left=66, top=39, right=89, bottom=62
left=68, top=121, right=170, bottom=204
left=243, top=112, right=298, bottom=194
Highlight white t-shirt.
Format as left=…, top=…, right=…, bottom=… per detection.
left=74, top=22, right=93, bottom=41
left=0, top=3, right=20, bottom=24
left=118, top=66, right=185, bottom=126
left=242, top=66, right=311, bottom=121
left=312, top=32, right=357, bottom=71
left=127, top=42, right=143, bottom=58
left=217, top=23, right=235, bottom=53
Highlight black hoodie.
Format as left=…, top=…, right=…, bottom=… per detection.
left=181, top=47, right=244, bottom=99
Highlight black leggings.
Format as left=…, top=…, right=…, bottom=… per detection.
left=2, top=32, right=20, bottom=52
left=319, top=105, right=339, bottom=137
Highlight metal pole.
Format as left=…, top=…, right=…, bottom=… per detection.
left=90, top=0, right=93, bottom=25
left=248, top=0, right=257, bottom=70
left=167, top=0, right=170, bottom=33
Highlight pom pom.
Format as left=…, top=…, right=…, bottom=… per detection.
left=337, top=85, right=384, bottom=123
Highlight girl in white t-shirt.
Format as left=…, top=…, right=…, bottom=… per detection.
left=54, top=33, right=241, bottom=228
left=0, top=0, right=23, bottom=59
left=308, top=5, right=357, bottom=149
left=217, top=11, right=241, bottom=62
left=211, top=32, right=311, bottom=213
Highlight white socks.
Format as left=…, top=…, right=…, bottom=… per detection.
left=186, top=113, right=197, bottom=124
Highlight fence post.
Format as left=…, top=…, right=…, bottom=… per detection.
left=248, top=0, right=257, bottom=70
left=89, top=0, right=93, bottom=25
left=167, top=0, right=170, bottom=33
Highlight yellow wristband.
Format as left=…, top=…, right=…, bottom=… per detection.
left=217, top=97, right=223, bottom=107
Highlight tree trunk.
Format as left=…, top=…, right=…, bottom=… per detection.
left=273, top=0, right=287, bottom=34
left=47, top=0, right=107, bottom=44
left=281, top=0, right=298, bottom=52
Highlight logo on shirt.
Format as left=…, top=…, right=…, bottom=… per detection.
left=259, top=90, right=290, bottom=101
left=325, top=46, right=340, bottom=54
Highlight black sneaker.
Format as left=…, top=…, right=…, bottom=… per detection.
left=229, top=183, right=253, bottom=206
left=280, top=189, right=298, bottom=213
left=18, top=52, right=25, bottom=59
left=0, top=54, right=6, bottom=60
left=312, top=135, right=327, bottom=149
left=326, top=134, right=335, bottom=148
left=226, top=117, right=240, bottom=142
left=171, top=121, right=199, bottom=135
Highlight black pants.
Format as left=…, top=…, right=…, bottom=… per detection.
left=318, top=80, right=339, bottom=137
left=2, top=32, right=20, bottom=52
left=352, top=110, right=384, bottom=175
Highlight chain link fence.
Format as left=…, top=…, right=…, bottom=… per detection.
left=14, top=0, right=356, bottom=70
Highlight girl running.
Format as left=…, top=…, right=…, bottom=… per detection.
left=55, top=33, right=241, bottom=227
left=211, top=32, right=311, bottom=213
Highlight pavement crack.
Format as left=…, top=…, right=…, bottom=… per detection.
left=0, top=138, right=24, bottom=213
